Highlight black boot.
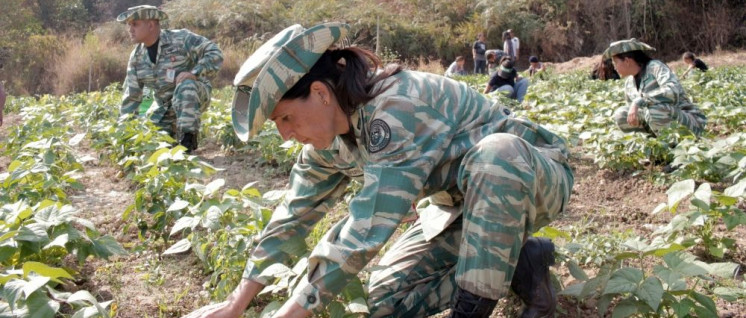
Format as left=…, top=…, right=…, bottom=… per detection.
left=449, top=287, right=498, bottom=318
left=510, top=237, right=557, bottom=318
left=179, top=132, right=198, bottom=154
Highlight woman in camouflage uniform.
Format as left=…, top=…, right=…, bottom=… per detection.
left=604, top=39, right=707, bottom=137
left=189, top=23, right=573, bottom=318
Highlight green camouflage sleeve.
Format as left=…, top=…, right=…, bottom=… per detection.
left=632, top=60, right=687, bottom=109
left=185, top=31, right=223, bottom=79
left=120, top=48, right=143, bottom=116
left=288, top=96, right=453, bottom=311
left=243, top=145, right=351, bottom=285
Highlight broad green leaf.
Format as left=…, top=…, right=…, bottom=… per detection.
left=166, top=199, right=190, bottom=212
left=44, top=233, right=69, bottom=249
left=692, top=183, right=712, bottom=208
left=147, top=148, right=170, bottom=164
left=713, top=287, right=745, bottom=302
left=26, top=290, right=60, bottom=318
left=723, top=209, right=746, bottom=231
left=17, top=224, right=49, bottom=242
left=3, top=279, right=26, bottom=310
left=671, top=298, right=694, bottom=317
left=204, top=179, right=225, bottom=197
left=92, top=235, right=127, bottom=258
left=690, top=291, right=718, bottom=317
left=611, top=297, right=639, bottom=318
left=534, top=226, right=571, bottom=240
left=328, top=301, right=345, bottom=318
left=258, top=301, right=282, bottom=318
left=23, top=262, right=73, bottom=282
left=603, top=268, right=643, bottom=295
left=663, top=252, right=708, bottom=277
left=666, top=179, right=695, bottom=213
left=163, top=238, right=191, bottom=255
left=201, top=206, right=222, bottom=231
left=634, top=277, right=663, bottom=311
left=341, top=277, right=366, bottom=301
left=623, top=238, right=648, bottom=252
left=346, top=297, right=369, bottom=314
left=724, top=178, right=746, bottom=197
left=558, top=282, right=585, bottom=297
left=22, top=276, right=50, bottom=297
left=652, top=266, right=687, bottom=291
left=704, top=262, right=739, bottom=278
left=171, top=216, right=199, bottom=235
left=567, top=260, right=589, bottom=281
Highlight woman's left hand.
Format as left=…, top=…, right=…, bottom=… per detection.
left=627, top=105, right=639, bottom=127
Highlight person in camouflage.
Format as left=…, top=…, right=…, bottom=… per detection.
left=603, top=38, right=706, bottom=137
left=117, top=5, right=223, bottom=153
left=186, top=23, right=573, bottom=318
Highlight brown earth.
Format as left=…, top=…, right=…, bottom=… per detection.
left=1, top=51, right=745, bottom=317
left=548, top=50, right=746, bottom=74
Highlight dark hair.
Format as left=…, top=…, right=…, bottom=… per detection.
left=282, top=47, right=402, bottom=116
left=502, top=31, right=511, bottom=41
left=682, top=51, right=696, bottom=60
left=614, top=50, right=652, bottom=68
left=455, top=56, right=465, bottom=62
left=529, top=56, right=539, bottom=63
left=592, top=58, right=619, bottom=80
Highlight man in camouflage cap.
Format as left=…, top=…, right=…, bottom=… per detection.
left=603, top=38, right=706, bottom=139
left=117, top=5, right=223, bottom=153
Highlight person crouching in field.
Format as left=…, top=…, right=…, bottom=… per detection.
left=604, top=38, right=706, bottom=138
left=444, top=56, right=467, bottom=78
left=681, top=51, right=708, bottom=79
left=484, top=57, right=530, bottom=102
left=117, top=5, right=223, bottom=153
left=186, top=22, right=573, bottom=318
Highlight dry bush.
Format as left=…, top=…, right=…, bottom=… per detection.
left=3, top=35, right=66, bottom=95
left=411, top=56, right=446, bottom=74
left=53, top=34, right=128, bottom=94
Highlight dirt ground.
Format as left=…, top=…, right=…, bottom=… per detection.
left=548, top=50, right=746, bottom=74
left=1, top=51, right=745, bottom=317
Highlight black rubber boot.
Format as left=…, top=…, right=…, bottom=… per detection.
left=510, top=237, right=557, bottom=318
left=449, top=287, right=498, bottom=318
left=179, top=132, right=198, bottom=154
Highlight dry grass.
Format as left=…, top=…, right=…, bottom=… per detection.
left=53, top=34, right=129, bottom=94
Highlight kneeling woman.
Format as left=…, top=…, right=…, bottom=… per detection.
left=191, top=23, right=573, bottom=318
left=604, top=38, right=706, bottom=137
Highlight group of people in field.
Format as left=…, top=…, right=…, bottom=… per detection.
left=101, top=5, right=714, bottom=318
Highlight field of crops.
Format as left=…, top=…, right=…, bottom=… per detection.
left=1, top=65, right=745, bottom=317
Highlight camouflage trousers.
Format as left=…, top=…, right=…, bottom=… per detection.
left=613, top=103, right=706, bottom=137
left=367, top=133, right=574, bottom=317
left=147, top=79, right=210, bottom=138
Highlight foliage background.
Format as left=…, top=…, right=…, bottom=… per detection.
left=1, top=0, right=745, bottom=95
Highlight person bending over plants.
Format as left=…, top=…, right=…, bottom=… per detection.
left=604, top=38, right=707, bottom=138
left=186, top=22, right=573, bottom=318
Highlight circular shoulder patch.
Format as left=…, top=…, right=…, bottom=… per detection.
left=368, top=119, right=391, bottom=153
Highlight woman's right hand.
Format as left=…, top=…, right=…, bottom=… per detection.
left=182, top=301, right=241, bottom=318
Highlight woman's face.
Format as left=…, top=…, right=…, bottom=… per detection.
left=612, top=56, right=639, bottom=77
left=683, top=57, right=694, bottom=65
left=270, top=81, right=347, bottom=149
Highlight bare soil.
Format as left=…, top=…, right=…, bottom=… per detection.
left=1, top=51, right=745, bottom=317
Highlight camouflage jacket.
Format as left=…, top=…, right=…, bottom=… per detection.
left=119, top=29, right=223, bottom=115
left=624, top=60, right=697, bottom=111
left=244, top=71, right=570, bottom=311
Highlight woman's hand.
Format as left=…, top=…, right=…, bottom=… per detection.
left=182, top=279, right=264, bottom=318
left=627, top=105, right=639, bottom=127
left=182, top=302, right=240, bottom=318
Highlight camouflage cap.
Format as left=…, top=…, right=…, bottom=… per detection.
left=603, top=38, right=655, bottom=60
left=231, top=22, right=350, bottom=141
left=116, top=5, right=168, bottom=23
